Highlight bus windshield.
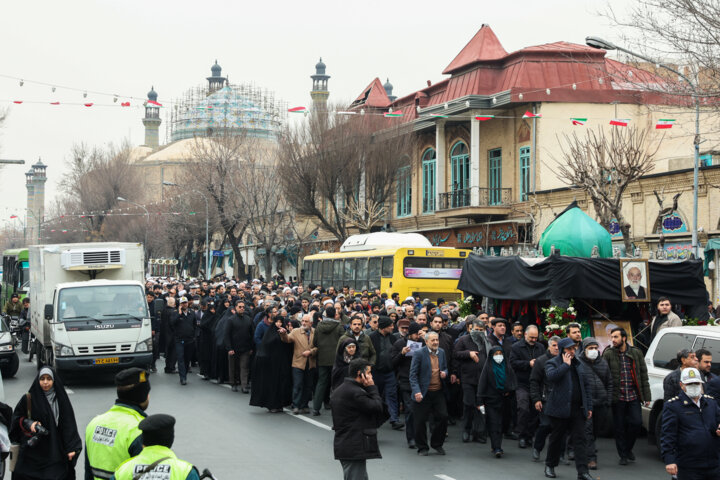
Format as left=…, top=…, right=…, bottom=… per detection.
left=58, top=285, right=148, bottom=321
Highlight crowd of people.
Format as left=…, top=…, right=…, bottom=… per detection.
left=141, top=275, right=720, bottom=480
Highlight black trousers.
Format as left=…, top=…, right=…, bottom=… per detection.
left=612, top=400, right=642, bottom=459
left=546, top=408, right=588, bottom=474
left=399, top=387, right=416, bottom=443
left=515, top=385, right=538, bottom=440
left=486, top=395, right=511, bottom=451
left=413, top=389, right=448, bottom=451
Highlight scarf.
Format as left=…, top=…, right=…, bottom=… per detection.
left=38, top=367, right=59, bottom=424
left=470, top=329, right=491, bottom=354
left=492, top=358, right=506, bottom=391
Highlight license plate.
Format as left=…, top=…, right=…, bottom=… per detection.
left=94, top=357, right=119, bottom=365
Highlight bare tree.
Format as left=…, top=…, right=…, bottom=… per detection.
left=186, top=132, right=251, bottom=279
left=278, top=110, right=412, bottom=242
left=555, top=126, right=661, bottom=253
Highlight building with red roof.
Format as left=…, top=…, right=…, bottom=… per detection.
left=342, top=24, right=720, bottom=268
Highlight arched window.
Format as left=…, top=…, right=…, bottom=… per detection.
left=396, top=165, right=412, bottom=217
left=421, top=148, right=436, bottom=213
left=450, top=142, right=470, bottom=207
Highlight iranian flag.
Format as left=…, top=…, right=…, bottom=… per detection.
left=84, top=103, right=94, bottom=107
left=475, top=115, right=495, bottom=121
left=12, top=101, right=22, bottom=104
left=384, top=110, right=403, bottom=117
left=656, top=119, right=675, bottom=129
left=121, top=102, right=131, bottom=107
left=147, top=100, right=162, bottom=106
left=571, top=118, right=587, bottom=126
left=50, top=102, right=60, bottom=105
left=288, top=106, right=306, bottom=113
left=522, top=111, right=541, bottom=118
left=609, top=118, right=630, bottom=126
left=9, top=215, right=17, bottom=219
left=429, top=113, right=449, bottom=118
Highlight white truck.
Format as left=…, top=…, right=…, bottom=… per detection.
left=29, top=243, right=153, bottom=374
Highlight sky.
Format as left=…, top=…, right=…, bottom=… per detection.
left=0, top=0, right=627, bottom=227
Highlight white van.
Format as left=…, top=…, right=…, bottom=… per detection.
left=642, top=325, right=720, bottom=448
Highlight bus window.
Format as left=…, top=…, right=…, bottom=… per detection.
left=302, top=260, right=310, bottom=283
left=403, top=257, right=464, bottom=279
left=356, top=258, right=368, bottom=291
left=312, top=261, right=321, bottom=285
left=368, top=258, right=381, bottom=290
left=381, top=256, right=394, bottom=277
left=344, top=259, right=356, bottom=290
left=322, top=260, right=333, bottom=287
left=333, top=260, right=343, bottom=287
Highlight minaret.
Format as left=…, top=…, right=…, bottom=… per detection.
left=207, top=60, right=226, bottom=94
left=26, top=159, right=47, bottom=244
left=25, top=169, right=35, bottom=243
left=310, top=58, right=330, bottom=111
left=143, top=86, right=161, bottom=149
left=384, top=78, right=397, bottom=103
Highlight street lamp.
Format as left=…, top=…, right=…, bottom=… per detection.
left=117, top=196, right=149, bottom=251
left=163, top=181, right=211, bottom=279
left=586, top=36, right=702, bottom=258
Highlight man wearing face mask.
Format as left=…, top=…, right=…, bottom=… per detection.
left=543, top=338, right=594, bottom=480
left=577, top=337, right=611, bottom=471
left=661, top=367, right=720, bottom=480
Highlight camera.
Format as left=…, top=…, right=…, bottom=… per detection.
left=23, top=420, right=49, bottom=448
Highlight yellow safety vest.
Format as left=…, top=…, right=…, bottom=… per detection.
left=85, top=404, right=145, bottom=480
left=113, top=445, right=194, bottom=480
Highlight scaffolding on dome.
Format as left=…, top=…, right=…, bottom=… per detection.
left=167, top=82, right=287, bottom=142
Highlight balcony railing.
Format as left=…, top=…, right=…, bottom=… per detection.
left=438, top=187, right=512, bottom=210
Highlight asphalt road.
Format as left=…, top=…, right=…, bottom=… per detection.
left=2, top=356, right=671, bottom=480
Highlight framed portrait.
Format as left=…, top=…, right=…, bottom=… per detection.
left=591, top=319, right=634, bottom=353
left=620, top=259, right=651, bottom=303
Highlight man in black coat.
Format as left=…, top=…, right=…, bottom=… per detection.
left=391, top=322, right=424, bottom=448
left=453, top=317, right=490, bottom=443
left=330, top=359, right=384, bottom=480
left=543, top=338, right=594, bottom=480
left=530, top=335, right=560, bottom=461
left=170, top=297, right=196, bottom=385
left=225, top=300, right=254, bottom=392
left=369, top=316, right=403, bottom=430
left=510, top=325, right=545, bottom=448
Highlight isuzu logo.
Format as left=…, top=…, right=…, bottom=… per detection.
left=94, top=324, right=115, bottom=329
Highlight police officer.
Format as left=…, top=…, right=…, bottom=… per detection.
left=111, top=414, right=199, bottom=480
left=85, top=368, right=151, bottom=480
left=661, top=367, right=720, bottom=480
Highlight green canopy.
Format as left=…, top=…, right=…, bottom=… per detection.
left=704, top=238, right=720, bottom=276
left=539, top=202, right=613, bottom=258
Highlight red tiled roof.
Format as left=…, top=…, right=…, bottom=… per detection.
left=350, top=77, right=391, bottom=110
left=442, top=24, right=508, bottom=75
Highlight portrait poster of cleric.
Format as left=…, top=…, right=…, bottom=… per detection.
left=620, top=259, right=651, bottom=302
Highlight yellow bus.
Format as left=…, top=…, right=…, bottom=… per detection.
left=302, top=233, right=467, bottom=303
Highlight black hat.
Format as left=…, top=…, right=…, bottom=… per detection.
left=139, top=414, right=175, bottom=448
left=491, top=317, right=508, bottom=326
left=115, top=368, right=151, bottom=406
left=409, top=322, right=422, bottom=335
left=378, top=316, right=393, bottom=329
left=10, top=293, right=18, bottom=299
left=289, top=306, right=302, bottom=315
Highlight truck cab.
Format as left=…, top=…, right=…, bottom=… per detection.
left=40, top=280, right=153, bottom=371
left=642, top=325, right=720, bottom=449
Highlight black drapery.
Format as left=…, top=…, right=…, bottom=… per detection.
left=458, top=254, right=707, bottom=306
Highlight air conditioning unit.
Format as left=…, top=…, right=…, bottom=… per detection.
left=60, top=248, right=126, bottom=270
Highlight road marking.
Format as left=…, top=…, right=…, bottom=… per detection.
left=283, top=408, right=332, bottom=431
left=435, top=475, right=456, bottom=480
left=66, top=388, right=74, bottom=395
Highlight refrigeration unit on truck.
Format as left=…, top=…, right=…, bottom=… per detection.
left=29, top=243, right=153, bottom=373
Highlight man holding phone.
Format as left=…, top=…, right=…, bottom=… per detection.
left=330, top=359, right=384, bottom=480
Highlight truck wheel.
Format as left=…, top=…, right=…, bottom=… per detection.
left=0, top=353, right=19, bottom=378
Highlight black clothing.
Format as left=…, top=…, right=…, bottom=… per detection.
left=249, top=323, right=292, bottom=410
left=453, top=334, right=489, bottom=388
left=390, top=337, right=423, bottom=391
left=509, top=339, right=545, bottom=387
left=198, top=311, right=218, bottom=378
left=331, top=338, right=360, bottom=391
left=530, top=351, right=554, bottom=404
left=488, top=333, right=512, bottom=359
left=368, top=330, right=393, bottom=373
left=170, top=310, right=195, bottom=342
left=413, top=390, right=448, bottom=452
left=330, top=378, right=384, bottom=461
left=10, top=370, right=82, bottom=480
left=224, top=311, right=254, bottom=353
left=577, top=354, right=612, bottom=408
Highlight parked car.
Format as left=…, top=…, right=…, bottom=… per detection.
left=641, top=325, right=720, bottom=451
